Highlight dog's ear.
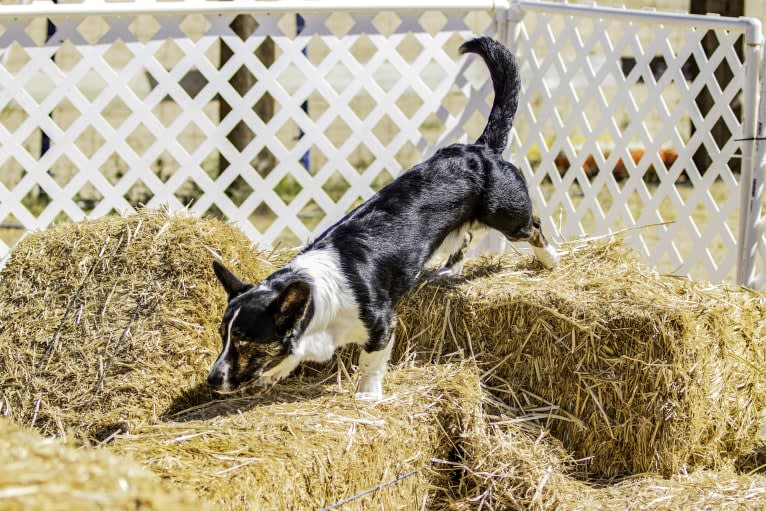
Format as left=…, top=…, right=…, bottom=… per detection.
left=270, top=280, right=311, bottom=336
left=212, top=260, right=251, bottom=300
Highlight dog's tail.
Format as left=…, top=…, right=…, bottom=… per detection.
left=459, top=36, right=520, bottom=154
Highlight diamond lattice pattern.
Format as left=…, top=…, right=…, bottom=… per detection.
left=0, top=9, right=493, bottom=255
left=512, top=10, right=750, bottom=283
left=0, top=4, right=759, bottom=285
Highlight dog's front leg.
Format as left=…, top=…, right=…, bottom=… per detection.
left=258, top=355, right=301, bottom=386
left=356, top=316, right=396, bottom=400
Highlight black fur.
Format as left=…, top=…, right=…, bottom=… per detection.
left=207, top=36, right=550, bottom=393
left=460, top=37, right=521, bottom=154
left=208, top=262, right=314, bottom=390
left=303, top=36, right=531, bottom=352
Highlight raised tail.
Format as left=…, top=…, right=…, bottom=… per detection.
left=459, top=37, right=520, bottom=154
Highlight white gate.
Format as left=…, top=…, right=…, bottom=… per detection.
left=0, top=0, right=763, bottom=287
left=510, top=1, right=763, bottom=285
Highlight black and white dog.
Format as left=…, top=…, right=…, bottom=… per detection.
left=208, top=37, right=559, bottom=399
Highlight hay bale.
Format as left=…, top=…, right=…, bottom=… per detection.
left=0, top=209, right=288, bottom=438
left=439, top=422, right=576, bottom=510
left=0, top=417, right=199, bottom=510
left=0, top=209, right=486, bottom=507
left=107, top=364, right=483, bottom=511
left=447, top=424, right=766, bottom=510
left=396, top=240, right=766, bottom=476
left=2, top=206, right=763, bottom=506
left=590, top=470, right=766, bottom=510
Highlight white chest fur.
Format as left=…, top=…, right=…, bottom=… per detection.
left=289, top=249, right=367, bottom=362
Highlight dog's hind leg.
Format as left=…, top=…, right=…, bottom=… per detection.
left=490, top=214, right=559, bottom=269
left=511, top=215, right=559, bottom=269
left=356, top=315, right=396, bottom=400
left=527, top=215, right=560, bottom=269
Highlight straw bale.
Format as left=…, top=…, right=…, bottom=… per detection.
left=0, top=417, right=200, bottom=511
left=446, top=424, right=766, bottom=510
left=107, top=363, right=483, bottom=511
left=0, top=208, right=288, bottom=438
left=395, top=240, right=766, bottom=477
left=589, top=470, right=766, bottom=510
left=1, top=206, right=764, bottom=507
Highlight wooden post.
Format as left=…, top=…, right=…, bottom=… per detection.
left=689, top=0, right=744, bottom=174
left=219, top=14, right=276, bottom=176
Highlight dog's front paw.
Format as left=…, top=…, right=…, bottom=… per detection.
left=256, top=372, right=282, bottom=387
left=258, top=356, right=299, bottom=386
left=258, top=368, right=290, bottom=386
left=354, top=391, right=384, bottom=401
left=357, top=373, right=384, bottom=400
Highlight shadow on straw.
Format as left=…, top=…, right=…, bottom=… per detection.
left=160, top=378, right=335, bottom=423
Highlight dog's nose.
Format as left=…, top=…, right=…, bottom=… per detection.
left=207, top=370, right=223, bottom=389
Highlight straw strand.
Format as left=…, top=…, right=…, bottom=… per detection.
left=319, top=468, right=421, bottom=510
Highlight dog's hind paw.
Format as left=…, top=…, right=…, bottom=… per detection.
left=534, top=244, right=560, bottom=269
left=429, top=266, right=461, bottom=283
left=432, top=268, right=454, bottom=279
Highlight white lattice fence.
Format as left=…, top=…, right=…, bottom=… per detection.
left=0, top=1, right=500, bottom=255
left=0, top=0, right=763, bottom=287
left=509, top=1, right=763, bottom=284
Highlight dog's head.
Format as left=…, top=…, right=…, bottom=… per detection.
left=207, top=260, right=312, bottom=393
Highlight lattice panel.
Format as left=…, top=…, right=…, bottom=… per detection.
left=511, top=7, right=752, bottom=283
left=0, top=7, right=497, bottom=257
left=0, top=2, right=761, bottom=287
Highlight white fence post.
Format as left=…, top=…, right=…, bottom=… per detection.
left=744, top=50, right=766, bottom=288
left=736, top=19, right=764, bottom=285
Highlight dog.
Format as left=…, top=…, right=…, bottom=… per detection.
left=207, top=36, right=559, bottom=399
